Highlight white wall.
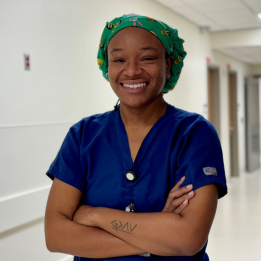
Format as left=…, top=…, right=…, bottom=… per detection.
left=0, top=0, right=255, bottom=260
left=210, top=28, right=261, bottom=49
left=0, top=218, right=72, bottom=261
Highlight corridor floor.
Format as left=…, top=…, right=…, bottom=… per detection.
left=207, top=168, right=261, bottom=261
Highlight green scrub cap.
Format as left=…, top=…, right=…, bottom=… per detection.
left=97, top=14, right=187, bottom=94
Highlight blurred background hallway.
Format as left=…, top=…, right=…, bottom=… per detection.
left=1, top=0, right=261, bottom=260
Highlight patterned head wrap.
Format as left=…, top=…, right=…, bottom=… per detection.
left=97, top=14, right=187, bottom=94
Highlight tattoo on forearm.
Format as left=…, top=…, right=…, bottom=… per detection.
left=111, top=220, right=137, bottom=234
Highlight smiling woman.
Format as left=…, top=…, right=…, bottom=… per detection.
left=44, top=14, right=227, bottom=261
left=98, top=14, right=186, bottom=95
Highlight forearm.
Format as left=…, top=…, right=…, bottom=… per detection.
left=91, top=208, right=188, bottom=256
left=45, top=213, right=145, bottom=258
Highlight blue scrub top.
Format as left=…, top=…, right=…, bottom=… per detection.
left=46, top=103, right=227, bottom=261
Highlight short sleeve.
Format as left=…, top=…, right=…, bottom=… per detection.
left=175, top=118, right=227, bottom=199
left=46, top=121, right=87, bottom=191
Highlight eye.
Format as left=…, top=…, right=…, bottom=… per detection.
left=113, top=59, right=125, bottom=63
left=142, top=57, right=155, bottom=61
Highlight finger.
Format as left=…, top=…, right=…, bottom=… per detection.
left=169, top=184, right=193, bottom=199
left=170, top=176, right=186, bottom=192
left=165, top=177, right=188, bottom=207
left=169, top=190, right=194, bottom=211
left=163, top=188, right=190, bottom=212
left=173, top=199, right=189, bottom=214
left=164, top=184, right=193, bottom=208
left=168, top=190, right=194, bottom=212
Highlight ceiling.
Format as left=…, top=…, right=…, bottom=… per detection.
left=155, top=0, right=261, bottom=32
left=155, top=0, right=261, bottom=65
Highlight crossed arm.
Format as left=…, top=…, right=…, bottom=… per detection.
left=44, top=178, right=218, bottom=258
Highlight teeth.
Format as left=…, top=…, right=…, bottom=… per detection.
left=123, top=83, right=147, bottom=88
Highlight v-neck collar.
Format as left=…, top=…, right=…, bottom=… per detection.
left=111, top=103, right=174, bottom=172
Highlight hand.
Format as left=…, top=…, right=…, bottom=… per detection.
left=162, top=176, right=195, bottom=214
left=73, top=204, right=96, bottom=227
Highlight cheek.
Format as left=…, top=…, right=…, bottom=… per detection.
left=108, top=67, right=115, bottom=82
left=108, top=66, right=120, bottom=92
left=151, top=67, right=166, bottom=83
left=149, top=62, right=166, bottom=79
left=108, top=63, right=120, bottom=81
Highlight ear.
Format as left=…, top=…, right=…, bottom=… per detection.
left=166, top=55, right=173, bottom=78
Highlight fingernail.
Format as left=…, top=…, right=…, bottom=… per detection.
left=188, top=191, right=194, bottom=196
left=181, top=176, right=186, bottom=180
left=183, top=199, right=188, bottom=204
left=186, top=184, right=193, bottom=189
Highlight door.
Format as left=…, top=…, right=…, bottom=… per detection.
left=228, top=72, right=239, bottom=177
left=208, top=66, right=220, bottom=137
left=245, top=76, right=260, bottom=172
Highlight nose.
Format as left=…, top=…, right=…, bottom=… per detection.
left=123, top=60, right=142, bottom=78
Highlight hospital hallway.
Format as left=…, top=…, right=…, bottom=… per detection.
left=2, top=0, right=261, bottom=260
left=207, top=168, right=261, bottom=261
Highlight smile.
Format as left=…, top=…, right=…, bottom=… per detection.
left=121, top=82, right=148, bottom=89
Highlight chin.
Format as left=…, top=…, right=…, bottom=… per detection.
left=121, top=97, right=154, bottom=109
left=120, top=97, right=141, bottom=107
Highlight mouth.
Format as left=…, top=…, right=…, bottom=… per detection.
left=120, top=82, right=149, bottom=89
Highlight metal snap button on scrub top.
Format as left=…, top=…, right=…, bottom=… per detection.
left=125, top=169, right=137, bottom=182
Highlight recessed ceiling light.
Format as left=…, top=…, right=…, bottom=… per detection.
left=258, top=13, right=261, bottom=20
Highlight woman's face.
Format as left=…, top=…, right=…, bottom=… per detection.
left=107, top=27, right=172, bottom=109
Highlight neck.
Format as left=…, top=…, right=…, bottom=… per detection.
left=119, top=97, right=168, bottom=129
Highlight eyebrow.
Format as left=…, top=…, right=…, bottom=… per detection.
left=111, top=48, right=124, bottom=55
left=140, top=46, right=158, bottom=52
left=110, top=46, right=159, bottom=55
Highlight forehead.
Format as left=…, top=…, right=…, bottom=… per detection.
left=108, top=27, right=165, bottom=53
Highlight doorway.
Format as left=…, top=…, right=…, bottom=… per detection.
left=207, top=66, right=220, bottom=136
left=228, top=71, right=239, bottom=177
left=245, top=76, right=260, bottom=172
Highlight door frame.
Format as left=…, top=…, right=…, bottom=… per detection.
left=245, top=76, right=260, bottom=172
left=228, top=70, right=239, bottom=177
left=207, top=64, right=221, bottom=137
